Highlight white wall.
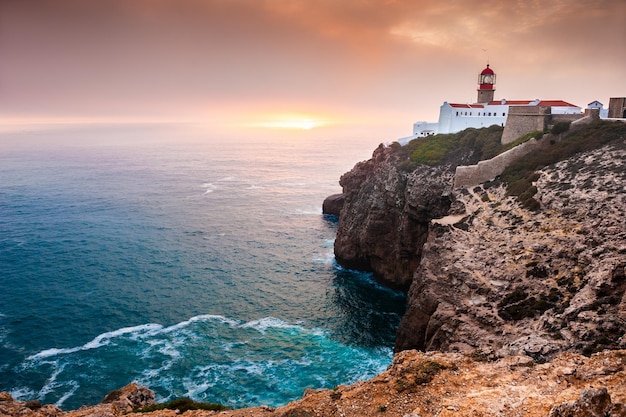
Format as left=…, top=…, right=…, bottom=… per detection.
left=438, top=103, right=507, bottom=134
left=550, top=106, right=583, bottom=115
left=401, top=100, right=582, bottom=143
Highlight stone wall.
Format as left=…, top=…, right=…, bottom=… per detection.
left=608, top=97, right=626, bottom=118
left=454, top=109, right=599, bottom=189
left=500, top=106, right=551, bottom=144
left=454, top=136, right=545, bottom=188
left=551, top=113, right=585, bottom=124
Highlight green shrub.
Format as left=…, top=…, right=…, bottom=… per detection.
left=134, top=398, right=228, bottom=413
left=503, top=130, right=543, bottom=151
left=413, top=360, right=449, bottom=384
left=399, top=125, right=505, bottom=166
left=551, top=121, right=571, bottom=135
left=410, top=138, right=451, bottom=165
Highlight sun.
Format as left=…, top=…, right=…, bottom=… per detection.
left=260, top=120, right=319, bottom=130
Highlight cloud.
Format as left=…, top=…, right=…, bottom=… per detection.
left=0, top=0, right=624, bottom=124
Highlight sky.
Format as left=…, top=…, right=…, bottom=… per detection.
left=1, top=0, right=625, bottom=136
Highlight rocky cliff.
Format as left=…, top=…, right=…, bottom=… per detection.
left=331, top=126, right=506, bottom=290
left=332, top=143, right=454, bottom=290
left=332, top=121, right=625, bottom=358
left=396, top=134, right=626, bottom=358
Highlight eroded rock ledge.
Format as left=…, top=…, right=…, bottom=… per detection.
left=396, top=140, right=626, bottom=357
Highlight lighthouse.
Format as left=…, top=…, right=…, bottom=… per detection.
left=398, top=63, right=583, bottom=144
left=477, top=64, right=495, bottom=103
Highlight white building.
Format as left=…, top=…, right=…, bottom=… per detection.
left=587, top=100, right=609, bottom=119
left=399, top=65, right=582, bottom=144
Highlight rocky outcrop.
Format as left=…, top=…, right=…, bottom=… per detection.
left=0, top=383, right=154, bottom=417
left=333, top=144, right=454, bottom=290
left=3, top=350, right=625, bottom=417
left=396, top=140, right=626, bottom=356
left=549, top=388, right=625, bottom=417
left=101, top=383, right=155, bottom=411
left=321, top=193, right=344, bottom=216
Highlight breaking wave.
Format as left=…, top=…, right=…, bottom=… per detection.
left=16, top=315, right=392, bottom=409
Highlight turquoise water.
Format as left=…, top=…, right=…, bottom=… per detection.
left=0, top=124, right=405, bottom=410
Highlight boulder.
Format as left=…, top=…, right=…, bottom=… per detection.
left=322, top=193, right=344, bottom=216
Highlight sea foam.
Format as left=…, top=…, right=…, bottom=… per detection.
left=27, top=323, right=163, bottom=361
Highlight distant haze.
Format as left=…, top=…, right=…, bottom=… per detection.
left=1, top=0, right=624, bottom=136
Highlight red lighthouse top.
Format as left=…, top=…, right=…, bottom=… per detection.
left=480, top=65, right=494, bottom=76
left=478, top=64, right=495, bottom=90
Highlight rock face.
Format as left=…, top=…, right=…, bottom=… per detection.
left=395, top=141, right=626, bottom=357
left=334, top=144, right=454, bottom=290
left=549, top=388, right=624, bottom=417
left=321, top=193, right=344, bottom=216
left=101, top=383, right=155, bottom=411
left=330, top=123, right=625, bottom=357
left=4, top=350, right=625, bottom=417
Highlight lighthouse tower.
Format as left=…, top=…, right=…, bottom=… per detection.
left=477, top=64, right=495, bottom=103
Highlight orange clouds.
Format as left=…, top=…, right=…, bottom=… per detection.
left=0, top=0, right=624, bottom=128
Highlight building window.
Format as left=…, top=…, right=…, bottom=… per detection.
left=502, top=112, right=506, bottom=116
left=488, top=112, right=492, bottom=116
left=456, top=112, right=459, bottom=116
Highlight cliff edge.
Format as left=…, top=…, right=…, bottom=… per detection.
left=332, top=121, right=625, bottom=357
left=3, top=350, right=625, bottom=417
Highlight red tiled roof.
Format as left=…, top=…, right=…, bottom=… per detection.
left=536, top=100, right=579, bottom=107
left=487, top=99, right=580, bottom=107
left=449, top=103, right=484, bottom=108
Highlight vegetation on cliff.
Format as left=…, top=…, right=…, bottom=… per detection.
left=389, top=124, right=505, bottom=169
left=501, top=120, right=626, bottom=209
left=390, top=120, right=625, bottom=211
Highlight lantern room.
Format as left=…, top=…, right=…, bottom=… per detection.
left=477, top=64, right=496, bottom=103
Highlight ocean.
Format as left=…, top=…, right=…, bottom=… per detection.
left=0, top=123, right=406, bottom=410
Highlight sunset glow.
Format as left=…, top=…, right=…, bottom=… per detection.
left=253, top=114, right=329, bottom=130
left=0, top=1, right=624, bottom=133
